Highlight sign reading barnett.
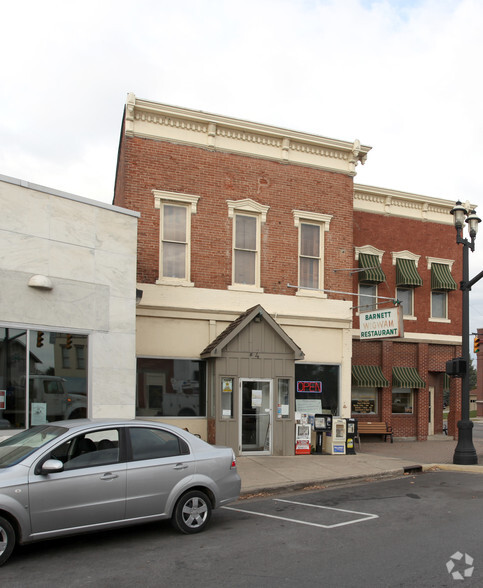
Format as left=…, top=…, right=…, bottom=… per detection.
left=360, top=306, right=403, bottom=340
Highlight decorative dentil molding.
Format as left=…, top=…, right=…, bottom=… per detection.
left=125, top=93, right=371, bottom=177
left=353, top=183, right=474, bottom=225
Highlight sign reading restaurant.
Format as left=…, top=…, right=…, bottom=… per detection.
left=360, top=306, right=403, bottom=340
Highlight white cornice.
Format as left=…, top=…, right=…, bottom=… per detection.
left=125, top=93, right=371, bottom=177
left=353, top=183, right=477, bottom=225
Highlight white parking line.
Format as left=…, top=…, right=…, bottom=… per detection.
left=223, top=498, right=379, bottom=529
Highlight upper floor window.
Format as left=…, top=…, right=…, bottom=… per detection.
left=153, top=190, right=200, bottom=287
left=359, top=283, right=378, bottom=311
left=293, top=210, right=332, bottom=297
left=355, top=246, right=385, bottom=311
left=396, top=287, right=413, bottom=316
left=228, top=199, right=269, bottom=292
left=300, top=223, right=321, bottom=289
left=392, top=252, right=422, bottom=319
left=234, top=213, right=257, bottom=285
left=427, top=257, right=457, bottom=322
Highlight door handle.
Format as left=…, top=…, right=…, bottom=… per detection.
left=100, top=473, right=118, bottom=480
left=173, top=463, right=188, bottom=470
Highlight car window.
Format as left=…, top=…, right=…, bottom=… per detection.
left=50, top=429, right=120, bottom=470
left=0, top=425, right=67, bottom=468
left=129, top=427, right=187, bottom=461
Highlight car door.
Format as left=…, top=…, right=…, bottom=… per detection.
left=125, top=426, right=195, bottom=520
left=28, top=428, right=127, bottom=535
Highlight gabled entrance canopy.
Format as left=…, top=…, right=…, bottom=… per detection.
left=200, top=304, right=304, bottom=359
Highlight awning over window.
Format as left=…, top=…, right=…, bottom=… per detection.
left=392, top=367, right=426, bottom=389
left=396, top=258, right=423, bottom=287
left=352, top=365, right=389, bottom=388
left=431, top=263, right=458, bottom=291
left=358, top=253, right=386, bottom=284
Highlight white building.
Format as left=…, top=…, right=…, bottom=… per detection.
left=0, top=175, right=139, bottom=434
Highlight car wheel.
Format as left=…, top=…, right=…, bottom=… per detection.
left=172, top=490, right=212, bottom=534
left=0, top=516, right=15, bottom=566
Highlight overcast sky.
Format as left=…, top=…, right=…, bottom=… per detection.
left=2, top=0, right=483, bottom=337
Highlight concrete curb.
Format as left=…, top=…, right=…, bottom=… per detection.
left=239, top=467, right=414, bottom=498
left=422, top=463, right=483, bottom=474
left=239, top=463, right=483, bottom=498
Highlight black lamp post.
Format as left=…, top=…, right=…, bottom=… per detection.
left=450, top=201, right=481, bottom=465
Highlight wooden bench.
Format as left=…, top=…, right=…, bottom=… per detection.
left=356, top=421, right=393, bottom=446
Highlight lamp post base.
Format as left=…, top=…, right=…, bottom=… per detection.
left=453, top=420, right=478, bottom=465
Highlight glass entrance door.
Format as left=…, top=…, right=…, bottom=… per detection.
left=240, top=379, right=272, bottom=454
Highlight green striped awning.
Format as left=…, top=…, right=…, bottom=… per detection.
left=352, top=365, right=389, bottom=388
left=396, top=258, right=423, bottom=287
left=431, top=263, right=458, bottom=291
left=392, top=367, right=426, bottom=389
left=358, top=253, right=386, bottom=284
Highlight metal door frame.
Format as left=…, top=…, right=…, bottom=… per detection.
left=239, top=378, right=273, bottom=455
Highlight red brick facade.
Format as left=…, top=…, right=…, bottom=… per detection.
left=116, top=134, right=355, bottom=298
left=114, top=101, right=463, bottom=443
left=352, top=210, right=463, bottom=439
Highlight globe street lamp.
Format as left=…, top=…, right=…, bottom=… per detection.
left=450, top=200, right=481, bottom=465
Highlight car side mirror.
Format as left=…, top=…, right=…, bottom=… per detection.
left=41, top=458, right=64, bottom=474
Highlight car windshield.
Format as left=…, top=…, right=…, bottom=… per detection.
left=0, top=425, right=67, bottom=468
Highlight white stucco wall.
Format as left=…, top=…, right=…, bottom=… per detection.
left=0, top=175, right=139, bottom=420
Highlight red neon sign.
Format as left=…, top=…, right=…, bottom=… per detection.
left=297, top=381, right=322, bottom=393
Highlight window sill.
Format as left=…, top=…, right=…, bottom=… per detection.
left=228, top=284, right=264, bottom=293
left=402, top=315, right=417, bottom=321
left=428, top=317, right=451, bottom=323
left=295, top=288, right=327, bottom=299
left=156, top=278, right=194, bottom=287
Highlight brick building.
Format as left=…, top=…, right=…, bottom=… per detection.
left=114, top=93, right=463, bottom=454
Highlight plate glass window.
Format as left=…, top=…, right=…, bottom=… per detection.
left=392, top=388, right=413, bottom=414
left=136, top=358, right=206, bottom=417
left=0, top=327, right=88, bottom=429
left=351, top=387, right=378, bottom=414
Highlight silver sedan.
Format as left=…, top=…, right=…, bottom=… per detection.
left=0, top=419, right=241, bottom=565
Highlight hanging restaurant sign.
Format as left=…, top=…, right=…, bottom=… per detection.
left=360, top=306, right=404, bottom=340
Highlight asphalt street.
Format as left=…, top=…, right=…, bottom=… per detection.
left=2, top=471, right=482, bottom=588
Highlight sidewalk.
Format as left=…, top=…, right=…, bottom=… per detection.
left=237, top=433, right=483, bottom=497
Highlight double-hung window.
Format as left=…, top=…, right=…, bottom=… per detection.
left=293, top=210, right=332, bottom=296
left=228, top=199, right=269, bottom=292
left=355, top=247, right=386, bottom=311
left=234, top=214, right=257, bottom=285
left=393, top=252, right=422, bottom=319
left=153, top=190, right=199, bottom=286
left=427, top=258, right=457, bottom=321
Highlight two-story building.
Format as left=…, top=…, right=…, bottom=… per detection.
left=114, top=93, right=462, bottom=454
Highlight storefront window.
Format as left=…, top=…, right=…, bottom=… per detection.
left=295, top=364, right=339, bottom=415
left=351, top=387, right=378, bottom=414
left=392, top=388, right=413, bottom=414
left=136, top=358, right=206, bottom=417
left=277, top=379, right=290, bottom=418
left=0, top=327, right=88, bottom=430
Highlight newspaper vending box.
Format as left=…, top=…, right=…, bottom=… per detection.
left=313, top=414, right=332, bottom=454
left=324, top=417, right=347, bottom=454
